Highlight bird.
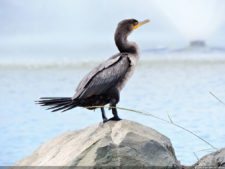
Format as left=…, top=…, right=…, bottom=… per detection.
left=37, top=18, right=150, bottom=123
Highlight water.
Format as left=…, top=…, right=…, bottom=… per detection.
left=0, top=52, right=225, bottom=166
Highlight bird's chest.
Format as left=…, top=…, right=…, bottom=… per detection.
left=116, top=54, right=139, bottom=91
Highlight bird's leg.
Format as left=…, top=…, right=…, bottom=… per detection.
left=111, top=105, right=122, bottom=121
left=105, top=88, right=122, bottom=122
left=104, top=104, right=122, bottom=122
left=101, top=107, right=108, bottom=123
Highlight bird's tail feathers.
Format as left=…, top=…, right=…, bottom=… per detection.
left=36, top=97, right=78, bottom=112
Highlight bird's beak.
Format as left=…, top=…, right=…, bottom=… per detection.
left=133, top=19, right=150, bottom=30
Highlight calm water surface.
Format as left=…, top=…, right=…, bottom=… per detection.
left=0, top=54, right=225, bottom=165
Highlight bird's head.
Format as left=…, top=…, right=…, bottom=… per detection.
left=115, top=19, right=150, bottom=53
left=116, top=19, right=150, bottom=35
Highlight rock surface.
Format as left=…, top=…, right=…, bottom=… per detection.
left=194, top=148, right=225, bottom=168
left=16, top=120, right=179, bottom=167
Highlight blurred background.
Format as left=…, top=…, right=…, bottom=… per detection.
left=0, top=0, right=225, bottom=166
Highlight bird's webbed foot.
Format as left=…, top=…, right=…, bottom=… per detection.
left=104, top=116, right=122, bottom=123
left=103, top=117, right=108, bottom=123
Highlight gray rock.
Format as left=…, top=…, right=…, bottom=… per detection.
left=194, top=148, right=225, bottom=168
left=16, top=120, right=179, bottom=167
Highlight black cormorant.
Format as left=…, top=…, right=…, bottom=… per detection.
left=37, top=19, right=150, bottom=122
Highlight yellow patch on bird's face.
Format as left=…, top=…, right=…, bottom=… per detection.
left=132, top=19, right=150, bottom=30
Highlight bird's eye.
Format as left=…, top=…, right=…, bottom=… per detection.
left=133, top=21, right=138, bottom=26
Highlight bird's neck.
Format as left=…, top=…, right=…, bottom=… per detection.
left=115, top=32, right=138, bottom=54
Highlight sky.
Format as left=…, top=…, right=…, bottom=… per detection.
left=0, top=0, right=225, bottom=58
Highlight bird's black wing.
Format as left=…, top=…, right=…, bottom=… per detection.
left=73, top=53, right=130, bottom=99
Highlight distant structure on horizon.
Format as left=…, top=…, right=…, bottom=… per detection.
left=189, top=40, right=206, bottom=48
left=145, top=39, right=225, bottom=53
